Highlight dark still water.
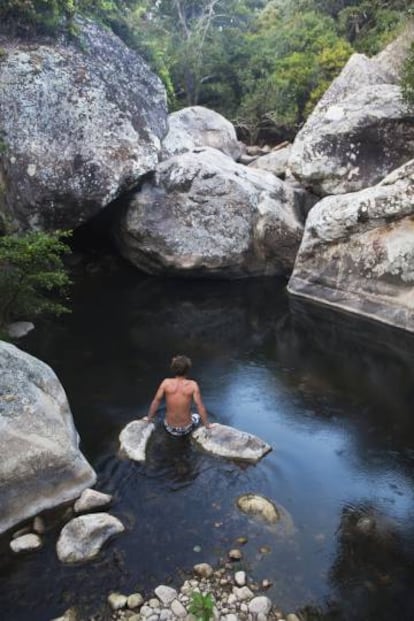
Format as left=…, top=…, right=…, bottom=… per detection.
left=1, top=262, right=414, bottom=621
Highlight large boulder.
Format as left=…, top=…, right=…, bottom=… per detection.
left=161, top=106, right=241, bottom=161
left=288, top=160, right=414, bottom=332
left=0, top=341, right=96, bottom=534
left=289, top=26, right=414, bottom=196
left=0, top=18, right=168, bottom=232
left=116, top=148, right=304, bottom=278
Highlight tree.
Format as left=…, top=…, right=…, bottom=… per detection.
left=401, top=43, right=414, bottom=107
left=0, top=231, right=71, bottom=331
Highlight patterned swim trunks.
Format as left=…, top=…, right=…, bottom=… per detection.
left=164, top=413, right=200, bottom=437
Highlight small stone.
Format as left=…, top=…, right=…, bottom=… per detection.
left=160, top=610, right=173, bottom=621
left=139, top=605, right=153, bottom=617
left=261, top=579, right=272, bottom=589
left=233, top=586, right=254, bottom=601
left=10, top=533, right=42, bottom=553
left=107, top=593, right=128, bottom=610
left=74, top=488, right=112, bottom=513
left=149, top=598, right=161, bottom=608
left=286, top=615, right=301, bottom=621
left=33, top=516, right=46, bottom=535
left=235, top=537, right=248, bottom=545
left=259, top=545, right=271, bottom=555
left=127, top=593, right=144, bottom=609
left=194, top=563, right=214, bottom=578
left=234, top=571, right=246, bottom=586
left=224, top=615, right=238, bottom=621
left=171, top=599, right=187, bottom=618
left=257, top=614, right=267, bottom=621
left=154, top=585, right=177, bottom=606
left=228, top=549, right=242, bottom=561
left=248, top=596, right=272, bottom=615
left=193, top=545, right=202, bottom=553
left=129, top=616, right=140, bottom=621
left=227, top=594, right=237, bottom=606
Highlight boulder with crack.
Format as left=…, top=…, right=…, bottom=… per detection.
left=116, top=148, right=304, bottom=279
left=288, top=160, right=414, bottom=332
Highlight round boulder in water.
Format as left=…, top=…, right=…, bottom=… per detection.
left=236, top=494, right=280, bottom=524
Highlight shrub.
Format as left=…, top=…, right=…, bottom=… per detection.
left=0, top=230, right=72, bottom=330
left=188, top=590, right=214, bottom=621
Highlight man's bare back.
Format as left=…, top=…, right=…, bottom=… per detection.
left=143, top=355, right=211, bottom=431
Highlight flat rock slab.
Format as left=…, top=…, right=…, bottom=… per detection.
left=56, top=513, right=124, bottom=564
left=119, top=420, right=155, bottom=462
left=192, top=423, right=272, bottom=462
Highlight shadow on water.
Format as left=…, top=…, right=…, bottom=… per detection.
left=1, top=264, right=414, bottom=621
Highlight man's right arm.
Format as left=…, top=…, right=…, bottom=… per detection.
left=143, top=380, right=166, bottom=422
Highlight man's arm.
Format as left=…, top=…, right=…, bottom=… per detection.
left=193, top=382, right=212, bottom=428
left=143, top=380, right=166, bottom=422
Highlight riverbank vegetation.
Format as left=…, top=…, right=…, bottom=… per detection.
left=0, top=231, right=71, bottom=334
left=0, top=1, right=412, bottom=141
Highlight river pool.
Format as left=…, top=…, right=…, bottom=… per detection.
left=1, top=262, right=414, bottom=621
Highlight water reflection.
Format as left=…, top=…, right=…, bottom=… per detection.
left=1, top=266, right=414, bottom=621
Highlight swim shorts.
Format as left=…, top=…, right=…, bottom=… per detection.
left=164, top=413, right=200, bottom=437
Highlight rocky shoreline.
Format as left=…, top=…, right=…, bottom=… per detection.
left=54, top=560, right=301, bottom=621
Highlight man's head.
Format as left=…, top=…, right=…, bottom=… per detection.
left=170, top=355, right=192, bottom=376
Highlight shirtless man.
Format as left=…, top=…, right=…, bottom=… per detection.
left=143, top=355, right=212, bottom=436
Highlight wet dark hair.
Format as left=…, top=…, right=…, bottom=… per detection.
left=170, top=355, right=192, bottom=376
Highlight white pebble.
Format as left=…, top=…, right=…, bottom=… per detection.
left=171, top=598, right=187, bottom=618
left=233, top=586, right=254, bottom=601
left=107, top=593, right=127, bottom=610
left=248, top=595, right=272, bottom=615
left=127, top=593, right=144, bottom=609
left=234, top=571, right=246, bottom=586
left=154, top=585, right=177, bottom=606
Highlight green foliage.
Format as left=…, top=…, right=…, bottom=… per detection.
left=188, top=591, right=214, bottom=621
left=0, top=230, right=72, bottom=329
left=1, top=0, right=412, bottom=137
left=401, top=44, right=414, bottom=107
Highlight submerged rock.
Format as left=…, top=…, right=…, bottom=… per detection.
left=0, top=341, right=96, bottom=535
left=7, top=322, right=35, bottom=339
left=161, top=106, right=241, bottom=161
left=288, top=159, right=414, bottom=332
left=0, top=17, right=167, bottom=232
left=119, top=420, right=155, bottom=462
left=116, top=148, right=303, bottom=279
left=236, top=494, right=280, bottom=524
left=192, top=423, right=272, bottom=462
left=56, top=513, right=124, bottom=563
